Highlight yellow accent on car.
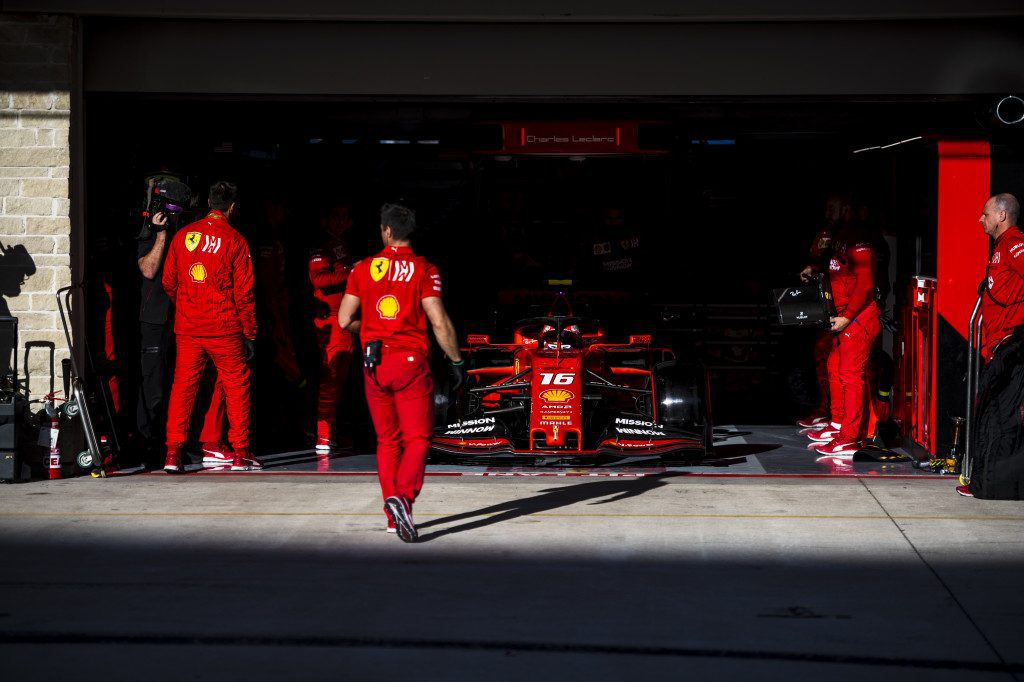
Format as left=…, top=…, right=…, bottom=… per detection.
left=539, top=389, right=573, bottom=403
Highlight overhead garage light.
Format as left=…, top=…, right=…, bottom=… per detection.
left=308, top=138, right=324, bottom=144
left=342, top=138, right=359, bottom=145
left=691, top=139, right=736, bottom=146
left=852, top=136, right=923, bottom=154
left=417, top=139, right=440, bottom=145
left=379, top=139, right=411, bottom=145
left=995, top=95, right=1024, bottom=125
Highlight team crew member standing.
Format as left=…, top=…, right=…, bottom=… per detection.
left=308, top=203, right=356, bottom=453
left=978, top=194, right=1024, bottom=363
left=162, top=182, right=261, bottom=472
left=960, top=193, right=1024, bottom=499
left=797, top=194, right=853, bottom=430
left=140, top=208, right=231, bottom=468
left=808, top=221, right=881, bottom=457
left=338, top=203, right=466, bottom=542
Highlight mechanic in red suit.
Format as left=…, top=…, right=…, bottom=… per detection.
left=161, top=181, right=260, bottom=472
left=978, top=195, right=1024, bottom=363
left=959, top=193, right=1024, bottom=498
left=338, top=203, right=466, bottom=542
left=807, top=217, right=881, bottom=457
left=797, top=193, right=855, bottom=431
left=141, top=208, right=231, bottom=468
left=308, top=203, right=356, bottom=453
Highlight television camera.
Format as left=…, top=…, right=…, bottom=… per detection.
left=138, top=174, right=193, bottom=240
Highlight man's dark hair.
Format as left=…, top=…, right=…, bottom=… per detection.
left=994, top=193, right=1020, bottom=225
left=208, top=181, right=239, bottom=212
left=381, top=202, right=416, bottom=240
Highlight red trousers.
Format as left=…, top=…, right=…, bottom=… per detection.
left=167, top=334, right=251, bottom=452
left=827, top=304, right=881, bottom=443
left=364, top=349, right=434, bottom=503
left=316, top=321, right=354, bottom=441
left=812, top=330, right=833, bottom=417
left=198, top=378, right=228, bottom=445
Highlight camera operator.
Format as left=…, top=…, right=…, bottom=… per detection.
left=136, top=177, right=228, bottom=468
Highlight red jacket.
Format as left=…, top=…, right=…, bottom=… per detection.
left=828, top=227, right=877, bottom=321
left=346, top=244, right=441, bottom=356
left=981, top=226, right=1024, bottom=361
left=162, top=210, right=257, bottom=339
left=807, top=226, right=833, bottom=268
left=308, top=235, right=353, bottom=319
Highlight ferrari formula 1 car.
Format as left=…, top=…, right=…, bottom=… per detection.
left=432, top=301, right=713, bottom=462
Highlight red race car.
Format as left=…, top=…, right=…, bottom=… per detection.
left=432, top=296, right=713, bottom=463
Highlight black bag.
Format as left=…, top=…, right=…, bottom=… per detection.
left=772, top=277, right=837, bottom=327
left=969, top=333, right=1024, bottom=500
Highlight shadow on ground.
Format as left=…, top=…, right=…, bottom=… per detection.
left=417, top=474, right=674, bottom=540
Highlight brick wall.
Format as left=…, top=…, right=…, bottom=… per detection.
left=0, top=14, right=73, bottom=399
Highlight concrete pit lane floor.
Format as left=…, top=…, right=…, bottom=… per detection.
left=2, top=433, right=1023, bottom=681
left=139, top=426, right=947, bottom=476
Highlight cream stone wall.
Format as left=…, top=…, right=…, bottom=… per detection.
left=0, top=14, right=73, bottom=399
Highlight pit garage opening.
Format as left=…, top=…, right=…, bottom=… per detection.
left=80, top=96, right=1023, bottom=474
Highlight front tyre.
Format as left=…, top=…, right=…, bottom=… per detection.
left=653, top=360, right=713, bottom=458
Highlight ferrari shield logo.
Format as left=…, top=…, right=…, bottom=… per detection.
left=370, top=257, right=390, bottom=282
left=185, top=232, right=202, bottom=252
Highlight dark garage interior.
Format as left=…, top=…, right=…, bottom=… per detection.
left=80, top=95, right=1022, bottom=456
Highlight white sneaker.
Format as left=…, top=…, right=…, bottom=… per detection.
left=315, top=438, right=351, bottom=454
left=796, top=414, right=829, bottom=428
left=812, top=439, right=860, bottom=456
left=807, top=428, right=840, bottom=442
left=799, top=421, right=839, bottom=435
left=201, top=443, right=234, bottom=467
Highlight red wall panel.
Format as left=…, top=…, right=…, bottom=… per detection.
left=937, top=141, right=990, bottom=341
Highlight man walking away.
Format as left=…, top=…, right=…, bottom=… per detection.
left=338, top=203, right=466, bottom=542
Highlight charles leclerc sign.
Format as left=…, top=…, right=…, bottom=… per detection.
left=500, top=121, right=643, bottom=155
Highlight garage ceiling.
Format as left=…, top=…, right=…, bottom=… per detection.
left=81, top=19, right=1024, bottom=97
left=8, top=0, right=1024, bottom=21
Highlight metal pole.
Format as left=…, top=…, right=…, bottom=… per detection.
left=963, top=296, right=983, bottom=481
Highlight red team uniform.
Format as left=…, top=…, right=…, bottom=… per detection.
left=967, top=222, right=1024, bottom=499
left=806, top=226, right=835, bottom=423
left=823, top=228, right=880, bottom=446
left=980, top=226, right=1024, bottom=362
left=308, top=236, right=356, bottom=446
left=346, top=245, right=443, bottom=505
left=162, top=210, right=258, bottom=465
